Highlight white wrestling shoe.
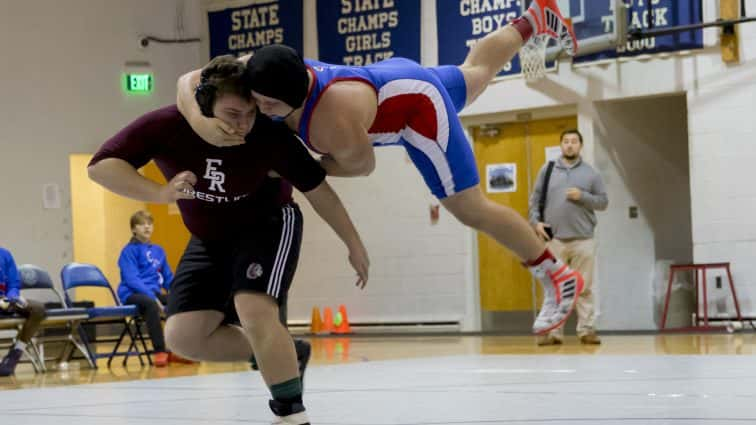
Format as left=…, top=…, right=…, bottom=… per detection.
left=529, top=251, right=584, bottom=335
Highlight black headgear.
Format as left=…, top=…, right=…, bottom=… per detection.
left=194, top=71, right=216, bottom=117
left=245, top=45, right=308, bottom=109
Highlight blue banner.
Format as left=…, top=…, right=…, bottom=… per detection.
left=574, top=0, right=703, bottom=63
left=436, top=0, right=553, bottom=77
left=317, top=0, right=421, bottom=65
left=207, top=0, right=303, bottom=58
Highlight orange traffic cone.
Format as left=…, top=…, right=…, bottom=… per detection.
left=310, top=307, right=323, bottom=334
left=334, top=304, right=352, bottom=334
left=321, top=307, right=335, bottom=334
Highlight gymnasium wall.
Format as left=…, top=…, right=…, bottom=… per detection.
left=592, top=95, right=693, bottom=329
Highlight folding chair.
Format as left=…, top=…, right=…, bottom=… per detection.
left=0, top=316, right=40, bottom=372
left=17, top=264, right=91, bottom=371
left=61, top=263, right=150, bottom=368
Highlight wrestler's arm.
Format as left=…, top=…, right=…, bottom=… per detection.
left=313, top=89, right=376, bottom=177
left=318, top=125, right=375, bottom=177
left=89, top=113, right=197, bottom=203
left=89, top=159, right=196, bottom=204
left=272, top=125, right=370, bottom=288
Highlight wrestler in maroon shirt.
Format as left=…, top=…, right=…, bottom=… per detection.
left=89, top=55, right=367, bottom=424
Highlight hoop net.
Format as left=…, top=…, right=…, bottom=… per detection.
left=521, top=34, right=548, bottom=83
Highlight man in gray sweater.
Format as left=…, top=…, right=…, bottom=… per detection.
left=529, top=129, right=608, bottom=345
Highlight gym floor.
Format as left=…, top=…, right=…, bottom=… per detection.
left=1, top=333, right=755, bottom=424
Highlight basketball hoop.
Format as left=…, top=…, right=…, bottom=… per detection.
left=521, top=34, right=548, bottom=83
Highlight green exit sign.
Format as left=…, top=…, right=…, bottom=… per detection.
left=126, top=73, right=152, bottom=93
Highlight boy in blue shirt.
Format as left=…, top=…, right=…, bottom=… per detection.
left=0, top=247, right=46, bottom=376
left=118, top=210, right=174, bottom=367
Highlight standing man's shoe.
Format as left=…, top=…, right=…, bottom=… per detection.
left=579, top=333, right=601, bottom=345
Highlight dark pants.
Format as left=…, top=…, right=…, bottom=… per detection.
left=1, top=298, right=46, bottom=343
left=125, top=293, right=167, bottom=352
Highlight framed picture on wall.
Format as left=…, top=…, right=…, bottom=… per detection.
left=486, top=163, right=517, bottom=193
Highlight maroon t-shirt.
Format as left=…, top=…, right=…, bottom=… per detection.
left=91, top=105, right=325, bottom=241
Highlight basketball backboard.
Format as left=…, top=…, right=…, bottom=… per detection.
left=524, top=0, right=703, bottom=62
left=522, top=0, right=628, bottom=60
